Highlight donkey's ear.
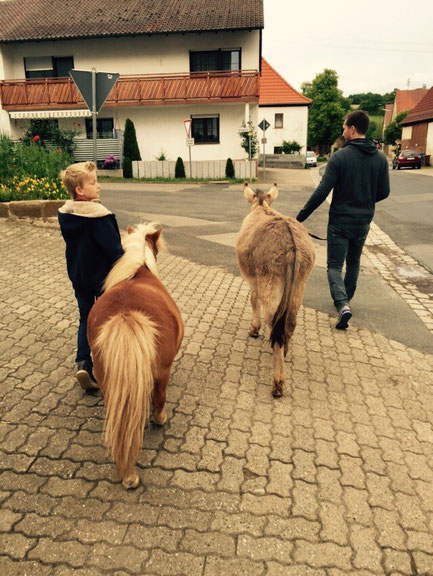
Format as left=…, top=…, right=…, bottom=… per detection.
left=243, top=182, right=256, bottom=203
left=148, top=228, right=162, bottom=246
left=266, top=183, right=278, bottom=204
left=126, top=225, right=134, bottom=234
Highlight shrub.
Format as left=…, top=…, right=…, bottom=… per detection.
left=282, top=140, right=302, bottom=154
left=0, top=176, right=68, bottom=202
left=22, top=119, right=78, bottom=156
left=123, top=118, right=141, bottom=178
left=123, top=157, right=133, bottom=179
left=175, top=157, right=186, bottom=178
left=225, top=158, right=235, bottom=178
left=239, top=121, right=258, bottom=158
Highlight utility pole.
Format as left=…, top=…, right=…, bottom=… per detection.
left=91, top=68, right=97, bottom=166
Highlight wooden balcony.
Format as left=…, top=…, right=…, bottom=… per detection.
left=0, top=70, right=259, bottom=111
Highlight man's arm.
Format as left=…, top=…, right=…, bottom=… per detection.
left=376, top=157, right=390, bottom=203
left=296, top=158, right=338, bottom=222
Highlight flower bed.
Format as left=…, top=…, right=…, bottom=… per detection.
left=0, top=176, right=68, bottom=203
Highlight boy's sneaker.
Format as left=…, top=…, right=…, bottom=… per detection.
left=76, top=361, right=98, bottom=391
left=336, top=305, right=352, bottom=330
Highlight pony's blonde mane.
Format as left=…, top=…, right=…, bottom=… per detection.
left=103, top=222, right=164, bottom=292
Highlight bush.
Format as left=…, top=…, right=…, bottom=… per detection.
left=282, top=140, right=302, bottom=154
left=175, top=157, right=186, bottom=178
left=225, top=158, right=235, bottom=179
left=123, top=157, right=133, bottom=179
left=0, top=176, right=68, bottom=202
left=123, top=118, right=141, bottom=178
left=23, top=119, right=78, bottom=156
left=239, top=121, right=258, bottom=158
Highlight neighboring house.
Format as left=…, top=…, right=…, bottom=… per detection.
left=0, top=0, right=263, bottom=165
left=258, top=58, right=311, bottom=154
left=383, top=88, right=428, bottom=133
left=400, top=86, right=433, bottom=157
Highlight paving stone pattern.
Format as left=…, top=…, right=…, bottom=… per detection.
left=1, top=219, right=433, bottom=575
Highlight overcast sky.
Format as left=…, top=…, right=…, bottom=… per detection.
left=262, top=0, right=433, bottom=96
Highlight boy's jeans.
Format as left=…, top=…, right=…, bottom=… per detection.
left=74, top=289, right=100, bottom=363
left=327, top=223, right=370, bottom=311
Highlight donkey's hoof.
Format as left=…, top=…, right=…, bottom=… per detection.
left=272, top=381, right=284, bottom=398
left=122, top=473, right=140, bottom=489
left=249, top=329, right=259, bottom=338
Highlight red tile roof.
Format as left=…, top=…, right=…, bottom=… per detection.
left=394, top=88, right=428, bottom=116
left=0, top=0, right=263, bottom=43
left=400, top=86, right=433, bottom=126
left=259, top=59, right=311, bottom=106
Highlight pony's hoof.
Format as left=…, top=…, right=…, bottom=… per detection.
left=122, top=474, right=140, bottom=489
left=272, top=382, right=284, bottom=398
left=249, top=329, right=259, bottom=338
left=154, top=408, right=167, bottom=427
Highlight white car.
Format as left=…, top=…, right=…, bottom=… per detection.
left=306, top=151, right=318, bottom=167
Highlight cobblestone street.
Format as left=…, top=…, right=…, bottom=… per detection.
left=1, top=218, right=433, bottom=575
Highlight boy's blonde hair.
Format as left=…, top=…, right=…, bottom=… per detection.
left=61, top=161, right=96, bottom=199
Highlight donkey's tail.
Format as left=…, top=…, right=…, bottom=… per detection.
left=270, top=227, right=300, bottom=356
left=94, top=310, right=157, bottom=480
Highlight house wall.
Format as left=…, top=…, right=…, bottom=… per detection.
left=258, top=106, right=308, bottom=154
left=0, top=31, right=260, bottom=79
left=426, top=122, right=433, bottom=156
left=9, top=103, right=259, bottom=162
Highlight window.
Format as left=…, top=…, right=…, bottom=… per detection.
left=191, top=115, right=219, bottom=144
left=24, top=56, right=74, bottom=79
left=274, top=146, right=283, bottom=154
left=85, top=118, right=114, bottom=139
left=190, top=49, right=241, bottom=72
left=275, top=113, right=283, bottom=129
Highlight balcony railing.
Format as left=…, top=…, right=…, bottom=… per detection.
left=0, top=70, right=259, bottom=111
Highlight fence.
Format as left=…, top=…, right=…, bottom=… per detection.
left=132, top=160, right=256, bottom=180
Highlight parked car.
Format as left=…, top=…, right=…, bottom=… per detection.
left=392, top=150, right=422, bottom=170
left=306, top=151, right=318, bottom=167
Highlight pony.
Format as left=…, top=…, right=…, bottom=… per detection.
left=236, top=183, right=315, bottom=398
left=87, top=223, right=184, bottom=488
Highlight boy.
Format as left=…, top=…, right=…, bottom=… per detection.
left=58, top=161, right=124, bottom=390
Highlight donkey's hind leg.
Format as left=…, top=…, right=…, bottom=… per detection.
left=259, top=277, right=286, bottom=398
left=153, top=367, right=170, bottom=426
left=246, top=276, right=261, bottom=338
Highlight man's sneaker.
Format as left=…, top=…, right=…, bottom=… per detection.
left=336, top=305, right=352, bottom=330
left=76, top=361, right=98, bottom=391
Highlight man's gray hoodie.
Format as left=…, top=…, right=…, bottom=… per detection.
left=296, top=139, right=390, bottom=225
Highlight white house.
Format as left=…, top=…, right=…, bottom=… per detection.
left=0, top=0, right=263, bottom=171
left=258, top=58, right=311, bottom=154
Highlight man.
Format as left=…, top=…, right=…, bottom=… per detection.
left=296, top=110, right=390, bottom=329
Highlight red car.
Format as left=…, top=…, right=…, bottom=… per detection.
left=392, top=150, right=422, bottom=170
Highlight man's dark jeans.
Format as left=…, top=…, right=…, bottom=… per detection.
left=327, top=222, right=370, bottom=311
left=74, top=289, right=100, bottom=363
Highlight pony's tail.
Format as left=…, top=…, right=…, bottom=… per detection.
left=270, top=234, right=300, bottom=356
left=95, top=311, right=157, bottom=480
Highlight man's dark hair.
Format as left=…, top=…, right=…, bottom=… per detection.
left=344, top=110, right=369, bottom=135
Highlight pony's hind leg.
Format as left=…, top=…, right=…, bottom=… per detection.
left=122, top=467, right=140, bottom=490
left=153, top=368, right=170, bottom=426
left=247, top=276, right=261, bottom=337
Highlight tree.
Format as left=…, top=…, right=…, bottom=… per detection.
left=123, top=118, right=141, bottom=178
left=302, top=69, right=350, bottom=154
left=384, top=111, right=409, bottom=146
left=175, top=157, right=186, bottom=178
left=282, top=140, right=301, bottom=154
left=239, top=121, right=259, bottom=159
left=225, top=158, right=235, bottom=178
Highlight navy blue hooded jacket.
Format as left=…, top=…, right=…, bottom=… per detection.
left=58, top=200, right=124, bottom=292
left=296, top=139, right=390, bottom=225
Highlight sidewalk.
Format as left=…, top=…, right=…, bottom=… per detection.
left=1, top=218, right=433, bottom=575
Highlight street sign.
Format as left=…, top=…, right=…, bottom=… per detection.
left=186, top=138, right=195, bottom=146
left=237, top=127, right=247, bottom=134
left=184, top=119, right=192, bottom=138
left=258, top=119, right=270, bottom=132
left=70, top=69, right=119, bottom=113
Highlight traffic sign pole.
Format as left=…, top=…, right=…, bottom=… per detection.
left=92, top=68, right=97, bottom=166
left=258, top=119, right=270, bottom=183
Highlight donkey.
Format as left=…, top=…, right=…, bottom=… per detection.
left=236, top=183, right=315, bottom=398
left=87, top=223, right=184, bottom=488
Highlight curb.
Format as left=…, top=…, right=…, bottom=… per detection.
left=0, top=199, right=65, bottom=220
